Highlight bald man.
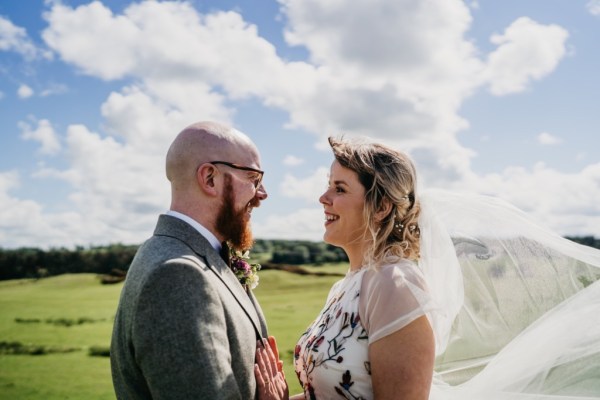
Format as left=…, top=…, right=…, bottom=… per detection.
left=110, top=121, right=271, bottom=399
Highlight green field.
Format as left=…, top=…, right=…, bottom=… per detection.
left=0, top=267, right=345, bottom=399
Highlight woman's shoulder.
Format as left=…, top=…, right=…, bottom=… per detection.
left=359, top=259, right=433, bottom=342
left=371, top=259, right=423, bottom=279
left=378, top=258, right=418, bottom=272
left=362, top=259, right=428, bottom=293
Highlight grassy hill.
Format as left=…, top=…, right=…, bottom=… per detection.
left=0, top=266, right=346, bottom=399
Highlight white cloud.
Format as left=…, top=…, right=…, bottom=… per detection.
left=280, top=167, right=329, bottom=203
left=100, top=82, right=233, bottom=154
left=0, top=170, right=82, bottom=248
left=283, top=155, right=305, bottom=166
left=41, top=1, right=313, bottom=142
left=485, top=17, right=569, bottom=95
left=0, top=15, right=45, bottom=60
left=276, top=0, right=486, bottom=182
left=587, top=0, right=600, bottom=16
left=41, top=1, right=304, bottom=97
left=3, top=1, right=272, bottom=247
left=459, top=162, right=600, bottom=237
left=18, top=118, right=61, bottom=155
left=50, top=123, right=170, bottom=242
left=23, top=80, right=235, bottom=247
left=6, top=0, right=586, bottom=248
left=42, top=0, right=480, bottom=163
left=253, top=207, right=324, bottom=240
left=275, top=144, right=600, bottom=239
left=42, top=0, right=568, bottom=189
left=537, top=132, right=562, bottom=146
left=17, top=84, right=34, bottom=99
left=281, top=0, right=474, bottom=74
left=0, top=170, right=19, bottom=193
left=39, top=83, right=68, bottom=97
left=42, top=2, right=139, bottom=80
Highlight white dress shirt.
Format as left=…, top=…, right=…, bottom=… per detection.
left=165, top=210, right=221, bottom=253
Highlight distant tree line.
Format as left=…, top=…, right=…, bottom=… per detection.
left=0, top=239, right=349, bottom=281
left=0, top=244, right=139, bottom=281
left=253, top=239, right=348, bottom=265
left=1, top=236, right=597, bottom=281
left=566, top=236, right=600, bottom=249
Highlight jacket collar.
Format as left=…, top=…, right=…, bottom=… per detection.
left=153, top=214, right=266, bottom=339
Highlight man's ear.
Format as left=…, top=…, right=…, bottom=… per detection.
left=374, top=198, right=393, bottom=223
left=196, top=163, right=219, bottom=196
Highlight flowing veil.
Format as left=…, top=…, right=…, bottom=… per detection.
left=417, top=189, right=600, bottom=399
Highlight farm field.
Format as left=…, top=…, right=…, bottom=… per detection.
left=0, top=267, right=345, bottom=399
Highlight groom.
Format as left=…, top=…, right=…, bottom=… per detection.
left=110, top=121, right=270, bottom=399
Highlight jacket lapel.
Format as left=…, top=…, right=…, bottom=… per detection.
left=154, top=215, right=264, bottom=340
left=202, top=250, right=265, bottom=339
left=247, top=288, right=268, bottom=337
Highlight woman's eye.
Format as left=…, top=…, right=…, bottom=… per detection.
left=335, top=186, right=345, bottom=193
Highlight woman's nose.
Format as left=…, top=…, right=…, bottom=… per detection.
left=319, top=191, right=330, bottom=205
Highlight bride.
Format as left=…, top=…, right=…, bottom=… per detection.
left=255, top=136, right=600, bottom=399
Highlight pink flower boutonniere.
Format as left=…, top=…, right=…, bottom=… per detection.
left=230, top=249, right=261, bottom=290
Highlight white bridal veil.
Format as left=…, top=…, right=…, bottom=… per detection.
left=418, top=189, right=600, bottom=399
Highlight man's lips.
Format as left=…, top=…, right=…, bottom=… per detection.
left=246, top=200, right=260, bottom=215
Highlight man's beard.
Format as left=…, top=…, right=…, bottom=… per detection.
left=215, top=176, right=255, bottom=251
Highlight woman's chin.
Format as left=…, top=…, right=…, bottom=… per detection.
left=322, top=232, right=338, bottom=247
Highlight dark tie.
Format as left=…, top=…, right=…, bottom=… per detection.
left=220, top=241, right=230, bottom=265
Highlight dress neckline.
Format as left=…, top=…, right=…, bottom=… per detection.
left=346, top=266, right=366, bottom=277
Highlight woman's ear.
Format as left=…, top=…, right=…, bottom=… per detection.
left=375, top=198, right=393, bottom=223
left=196, top=163, right=219, bottom=196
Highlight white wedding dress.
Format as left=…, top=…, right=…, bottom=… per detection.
left=294, top=190, right=600, bottom=399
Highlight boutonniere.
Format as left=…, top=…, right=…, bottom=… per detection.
left=229, top=248, right=261, bottom=290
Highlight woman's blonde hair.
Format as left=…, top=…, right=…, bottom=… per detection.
left=328, top=136, right=420, bottom=267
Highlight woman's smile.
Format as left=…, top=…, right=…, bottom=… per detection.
left=324, top=212, right=339, bottom=225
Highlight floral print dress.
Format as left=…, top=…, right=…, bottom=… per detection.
left=294, top=260, right=435, bottom=400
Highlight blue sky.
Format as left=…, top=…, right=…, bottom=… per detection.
left=0, top=0, right=599, bottom=248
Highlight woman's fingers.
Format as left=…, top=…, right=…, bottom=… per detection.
left=255, top=337, right=290, bottom=399
left=257, top=348, right=269, bottom=378
left=268, top=336, right=280, bottom=360
left=268, top=336, right=285, bottom=375
left=255, top=359, right=288, bottom=399
left=263, top=338, right=278, bottom=372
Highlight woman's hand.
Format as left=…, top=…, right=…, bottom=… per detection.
left=254, top=336, right=289, bottom=400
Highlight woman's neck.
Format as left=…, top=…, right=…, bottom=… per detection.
left=347, top=252, right=365, bottom=272
left=344, top=243, right=367, bottom=272
left=348, top=263, right=363, bottom=272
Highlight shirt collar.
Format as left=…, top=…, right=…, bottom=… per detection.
left=165, top=210, right=221, bottom=252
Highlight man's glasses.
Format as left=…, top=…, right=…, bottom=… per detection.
left=210, top=161, right=264, bottom=189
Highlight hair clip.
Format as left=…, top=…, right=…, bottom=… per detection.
left=394, top=221, right=404, bottom=231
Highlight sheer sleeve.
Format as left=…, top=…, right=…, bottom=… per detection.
left=359, top=261, right=437, bottom=344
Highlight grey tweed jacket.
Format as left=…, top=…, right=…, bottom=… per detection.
left=110, top=214, right=268, bottom=399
